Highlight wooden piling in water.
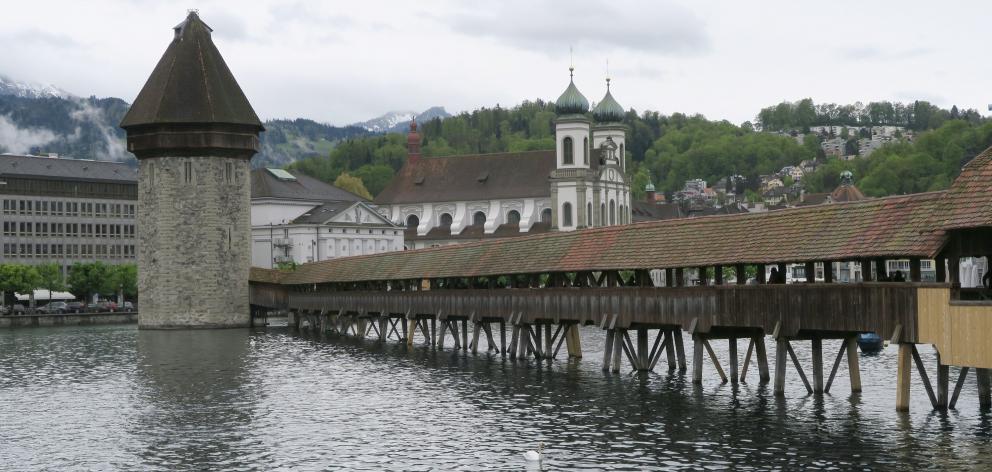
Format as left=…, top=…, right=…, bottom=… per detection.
left=896, top=343, right=912, bottom=411
left=811, top=338, right=824, bottom=394
left=978, top=368, right=992, bottom=410
left=728, top=338, right=738, bottom=384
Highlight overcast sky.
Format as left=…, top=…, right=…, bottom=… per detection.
left=3, top=0, right=990, bottom=126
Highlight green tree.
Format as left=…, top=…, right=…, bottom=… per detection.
left=0, top=264, right=42, bottom=307
left=352, top=164, right=395, bottom=197
left=333, top=172, right=373, bottom=199
left=36, top=262, right=65, bottom=304
left=68, top=262, right=114, bottom=302
left=109, top=264, right=137, bottom=301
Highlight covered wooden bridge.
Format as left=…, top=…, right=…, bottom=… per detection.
left=250, top=149, right=992, bottom=412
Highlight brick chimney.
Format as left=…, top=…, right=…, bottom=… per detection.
left=645, top=182, right=656, bottom=204
left=407, top=119, right=421, bottom=164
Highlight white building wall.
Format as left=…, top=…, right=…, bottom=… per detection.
left=556, top=120, right=592, bottom=168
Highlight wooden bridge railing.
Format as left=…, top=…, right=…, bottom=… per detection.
left=278, top=282, right=935, bottom=341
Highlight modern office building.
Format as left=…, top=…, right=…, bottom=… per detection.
left=0, top=153, right=139, bottom=276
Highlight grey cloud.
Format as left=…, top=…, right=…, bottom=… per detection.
left=1, top=28, right=80, bottom=48
left=444, top=0, right=710, bottom=56
left=0, top=115, right=59, bottom=154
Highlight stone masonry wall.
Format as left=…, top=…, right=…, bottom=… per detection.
left=138, top=156, right=251, bottom=328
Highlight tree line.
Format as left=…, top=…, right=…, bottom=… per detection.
left=755, top=98, right=983, bottom=132
left=0, top=262, right=136, bottom=306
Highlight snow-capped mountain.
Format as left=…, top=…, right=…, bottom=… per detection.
left=354, top=107, right=451, bottom=133
left=0, top=75, right=71, bottom=99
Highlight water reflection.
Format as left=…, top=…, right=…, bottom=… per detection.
left=134, top=329, right=257, bottom=470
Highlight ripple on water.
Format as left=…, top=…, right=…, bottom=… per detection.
left=0, top=325, right=990, bottom=470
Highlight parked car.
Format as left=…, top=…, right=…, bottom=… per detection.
left=104, top=301, right=118, bottom=312
left=39, top=302, right=68, bottom=314
left=66, top=302, right=85, bottom=313
left=86, top=302, right=102, bottom=313
left=12, top=304, right=27, bottom=315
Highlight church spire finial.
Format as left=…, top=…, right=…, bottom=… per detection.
left=569, top=46, right=574, bottom=78
left=605, top=59, right=611, bottom=90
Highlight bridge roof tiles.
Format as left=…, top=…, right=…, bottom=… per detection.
left=939, top=146, right=992, bottom=231
left=279, top=190, right=947, bottom=284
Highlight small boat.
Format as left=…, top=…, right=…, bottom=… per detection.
left=857, top=332, right=884, bottom=353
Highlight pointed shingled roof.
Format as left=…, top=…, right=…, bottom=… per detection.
left=120, top=11, right=262, bottom=130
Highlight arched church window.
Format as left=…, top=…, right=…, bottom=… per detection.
left=406, top=214, right=419, bottom=229
left=562, top=202, right=573, bottom=227
left=541, top=208, right=552, bottom=224
left=583, top=137, right=589, bottom=165
left=563, top=137, right=574, bottom=165
left=440, top=213, right=453, bottom=227
left=600, top=203, right=606, bottom=226
left=473, top=211, right=487, bottom=226
left=587, top=202, right=592, bottom=226
left=610, top=200, right=616, bottom=225
left=507, top=210, right=521, bottom=225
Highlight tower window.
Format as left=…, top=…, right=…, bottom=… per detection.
left=583, top=137, right=589, bottom=165
left=406, top=214, right=420, bottom=229
left=184, top=161, right=193, bottom=184
left=601, top=203, right=606, bottom=226
left=587, top=203, right=592, bottom=226
left=610, top=200, right=616, bottom=225
left=440, top=213, right=453, bottom=227
left=563, top=137, right=574, bottom=165
left=562, top=202, right=573, bottom=227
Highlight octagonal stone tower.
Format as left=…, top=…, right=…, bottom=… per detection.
left=121, top=11, right=263, bottom=329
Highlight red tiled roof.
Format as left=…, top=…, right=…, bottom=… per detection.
left=373, top=150, right=556, bottom=204
left=249, top=267, right=291, bottom=284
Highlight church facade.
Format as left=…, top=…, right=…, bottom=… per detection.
left=375, top=69, right=632, bottom=249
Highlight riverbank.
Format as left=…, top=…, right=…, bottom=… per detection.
left=0, top=312, right=138, bottom=328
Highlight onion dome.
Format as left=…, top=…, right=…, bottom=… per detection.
left=120, top=11, right=263, bottom=159
left=555, top=67, right=589, bottom=115
left=645, top=182, right=656, bottom=192
left=592, top=78, right=625, bottom=123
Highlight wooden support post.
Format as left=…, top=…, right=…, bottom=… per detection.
left=647, top=331, right=668, bottom=371
left=736, top=264, right=746, bottom=285
left=378, top=317, right=387, bottom=342
left=805, top=262, right=816, bottom=283
left=471, top=322, right=482, bottom=354
left=911, top=344, right=938, bottom=409
left=775, top=338, right=787, bottom=396
left=847, top=337, right=862, bottom=392
left=757, top=264, right=767, bottom=284
left=665, top=268, right=674, bottom=287
left=811, top=338, right=824, bottom=394
left=566, top=324, right=582, bottom=359
left=674, top=329, right=687, bottom=372
left=714, top=265, right=723, bottom=285
left=936, top=353, right=949, bottom=409
left=692, top=335, right=704, bottom=384
left=740, top=338, right=754, bottom=382
left=978, top=368, right=992, bottom=410
left=675, top=268, right=685, bottom=287
left=896, top=343, right=912, bottom=412
left=665, top=330, right=677, bottom=371
left=544, top=323, right=554, bottom=359
left=499, top=319, right=507, bottom=357
left=875, top=257, right=887, bottom=281
left=825, top=339, right=846, bottom=394
left=533, top=324, right=543, bottom=359
left=824, top=262, right=834, bottom=283
left=637, top=328, right=649, bottom=370
left=620, top=330, right=640, bottom=370
left=509, top=324, right=520, bottom=360
left=778, top=262, right=787, bottom=281
left=728, top=338, right=738, bottom=384
left=401, top=314, right=408, bottom=342
left=462, top=319, right=469, bottom=352
left=786, top=341, right=813, bottom=394
left=611, top=330, right=623, bottom=373
left=697, top=267, right=708, bottom=286
left=406, top=317, right=416, bottom=347
left=861, top=259, right=873, bottom=282
left=755, top=337, right=770, bottom=383
left=522, top=325, right=534, bottom=359
left=702, top=338, right=728, bottom=383
left=950, top=367, right=969, bottom=409
left=430, top=317, right=437, bottom=346
left=935, top=256, right=946, bottom=283
left=437, top=320, right=448, bottom=349
left=483, top=323, right=497, bottom=352
left=602, top=328, right=615, bottom=371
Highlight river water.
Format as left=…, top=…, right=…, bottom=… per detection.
left=0, top=324, right=989, bottom=470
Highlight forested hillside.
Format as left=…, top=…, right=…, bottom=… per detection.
left=288, top=97, right=992, bottom=200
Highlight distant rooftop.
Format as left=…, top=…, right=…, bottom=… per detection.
left=0, top=154, right=137, bottom=183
